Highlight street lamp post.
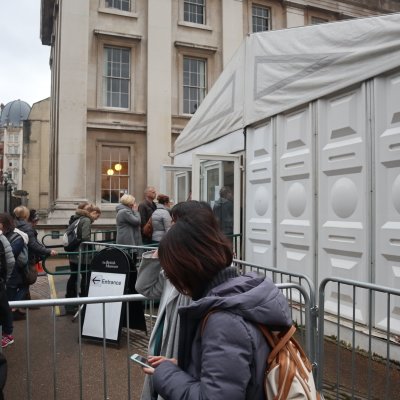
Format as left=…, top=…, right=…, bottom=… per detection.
left=2, top=171, right=9, bottom=213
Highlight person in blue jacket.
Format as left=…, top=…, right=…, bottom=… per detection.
left=142, top=209, right=292, bottom=400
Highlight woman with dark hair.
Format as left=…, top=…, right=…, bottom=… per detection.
left=0, top=214, right=16, bottom=347
left=151, top=194, right=172, bottom=243
left=0, top=213, right=29, bottom=319
left=135, top=201, right=215, bottom=400
left=142, top=212, right=292, bottom=400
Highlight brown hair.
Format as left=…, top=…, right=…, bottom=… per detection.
left=157, top=194, right=170, bottom=205
left=0, top=213, right=15, bottom=234
left=171, top=200, right=213, bottom=224
left=77, top=201, right=89, bottom=210
left=159, top=208, right=233, bottom=299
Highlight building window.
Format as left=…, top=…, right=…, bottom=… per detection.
left=105, top=0, right=130, bottom=12
left=252, top=4, right=270, bottom=32
left=311, top=16, right=328, bottom=25
left=101, top=146, right=130, bottom=204
left=103, top=46, right=130, bottom=109
left=184, top=0, right=205, bottom=24
left=183, top=57, right=206, bottom=114
left=8, top=134, right=18, bottom=143
left=7, top=145, right=19, bottom=155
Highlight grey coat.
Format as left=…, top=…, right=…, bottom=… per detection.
left=153, top=267, right=292, bottom=400
left=68, top=210, right=95, bottom=264
left=116, top=204, right=142, bottom=252
left=0, top=234, right=15, bottom=282
left=151, top=205, right=171, bottom=242
left=135, top=251, right=191, bottom=400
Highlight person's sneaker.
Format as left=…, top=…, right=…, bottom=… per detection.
left=2, top=334, right=14, bottom=348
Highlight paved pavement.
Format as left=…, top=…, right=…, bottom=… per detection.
left=3, top=270, right=149, bottom=400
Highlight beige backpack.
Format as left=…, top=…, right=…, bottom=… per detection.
left=259, top=324, right=320, bottom=400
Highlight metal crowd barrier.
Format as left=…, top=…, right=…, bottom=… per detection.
left=8, top=282, right=305, bottom=400
left=317, top=277, right=400, bottom=398
left=41, top=229, right=117, bottom=248
left=9, top=294, right=146, bottom=400
left=233, top=259, right=317, bottom=363
left=10, top=241, right=400, bottom=399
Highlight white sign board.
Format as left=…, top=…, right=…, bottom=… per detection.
left=82, top=272, right=126, bottom=341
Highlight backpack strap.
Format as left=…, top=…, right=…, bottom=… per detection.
left=258, top=324, right=296, bottom=364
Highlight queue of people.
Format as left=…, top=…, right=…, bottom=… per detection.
left=0, top=186, right=292, bottom=400
left=0, top=206, right=58, bottom=349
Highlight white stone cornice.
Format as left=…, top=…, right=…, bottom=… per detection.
left=93, top=30, right=142, bottom=42
left=174, top=41, right=217, bottom=53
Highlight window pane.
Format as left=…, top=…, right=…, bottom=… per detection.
left=184, top=0, right=205, bottom=24
left=101, top=145, right=130, bottom=203
left=106, top=0, right=131, bottom=12
left=311, top=16, right=328, bottom=25
left=252, top=5, right=270, bottom=33
left=183, top=57, right=206, bottom=114
left=103, top=47, right=130, bottom=108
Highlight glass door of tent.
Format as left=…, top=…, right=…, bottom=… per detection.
left=160, top=165, right=192, bottom=207
left=192, top=154, right=241, bottom=252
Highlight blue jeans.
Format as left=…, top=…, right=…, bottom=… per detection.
left=6, top=285, right=28, bottom=303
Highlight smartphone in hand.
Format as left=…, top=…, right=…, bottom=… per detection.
left=130, top=354, right=154, bottom=371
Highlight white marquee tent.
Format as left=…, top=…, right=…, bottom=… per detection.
left=174, top=12, right=400, bottom=157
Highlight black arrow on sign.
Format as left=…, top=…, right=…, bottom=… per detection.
left=92, top=276, right=101, bottom=284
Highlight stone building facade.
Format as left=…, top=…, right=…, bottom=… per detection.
left=39, top=0, right=400, bottom=223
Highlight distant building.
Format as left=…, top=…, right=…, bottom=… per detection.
left=22, top=98, right=51, bottom=214
left=39, top=0, right=400, bottom=223
left=0, top=99, right=31, bottom=191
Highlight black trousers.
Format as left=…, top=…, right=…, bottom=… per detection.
left=66, top=262, right=89, bottom=298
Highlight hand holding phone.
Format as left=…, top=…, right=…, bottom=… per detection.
left=130, top=354, right=154, bottom=372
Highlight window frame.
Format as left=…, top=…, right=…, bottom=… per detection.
left=102, top=46, right=131, bottom=110
left=183, top=0, right=206, bottom=25
left=175, top=43, right=216, bottom=116
left=95, top=31, right=141, bottom=112
left=251, top=3, right=271, bottom=33
left=309, top=14, right=333, bottom=25
left=182, top=56, right=207, bottom=115
left=104, top=0, right=131, bottom=13
left=97, top=143, right=135, bottom=207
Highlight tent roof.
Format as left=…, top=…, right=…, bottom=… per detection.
left=175, top=13, right=400, bottom=155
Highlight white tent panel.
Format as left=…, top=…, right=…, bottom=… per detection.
left=276, top=106, right=315, bottom=281
left=246, top=14, right=400, bottom=126
left=374, top=70, right=400, bottom=333
left=246, top=122, right=274, bottom=267
left=174, top=129, right=244, bottom=166
left=175, top=12, right=400, bottom=155
left=317, top=84, right=369, bottom=322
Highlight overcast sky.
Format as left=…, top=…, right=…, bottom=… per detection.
left=0, top=1, right=51, bottom=107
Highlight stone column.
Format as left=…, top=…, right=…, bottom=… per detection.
left=48, top=0, right=89, bottom=222
left=147, top=0, right=172, bottom=190
left=221, top=0, right=244, bottom=68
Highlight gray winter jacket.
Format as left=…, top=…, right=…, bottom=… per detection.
left=68, top=209, right=95, bottom=264
left=116, top=204, right=142, bottom=252
left=151, top=205, right=171, bottom=242
left=0, top=233, right=15, bottom=282
left=135, top=251, right=191, bottom=400
left=153, top=267, right=292, bottom=400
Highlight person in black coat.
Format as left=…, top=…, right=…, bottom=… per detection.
left=138, top=186, right=157, bottom=245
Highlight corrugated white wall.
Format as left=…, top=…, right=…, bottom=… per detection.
left=245, top=69, right=400, bottom=333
